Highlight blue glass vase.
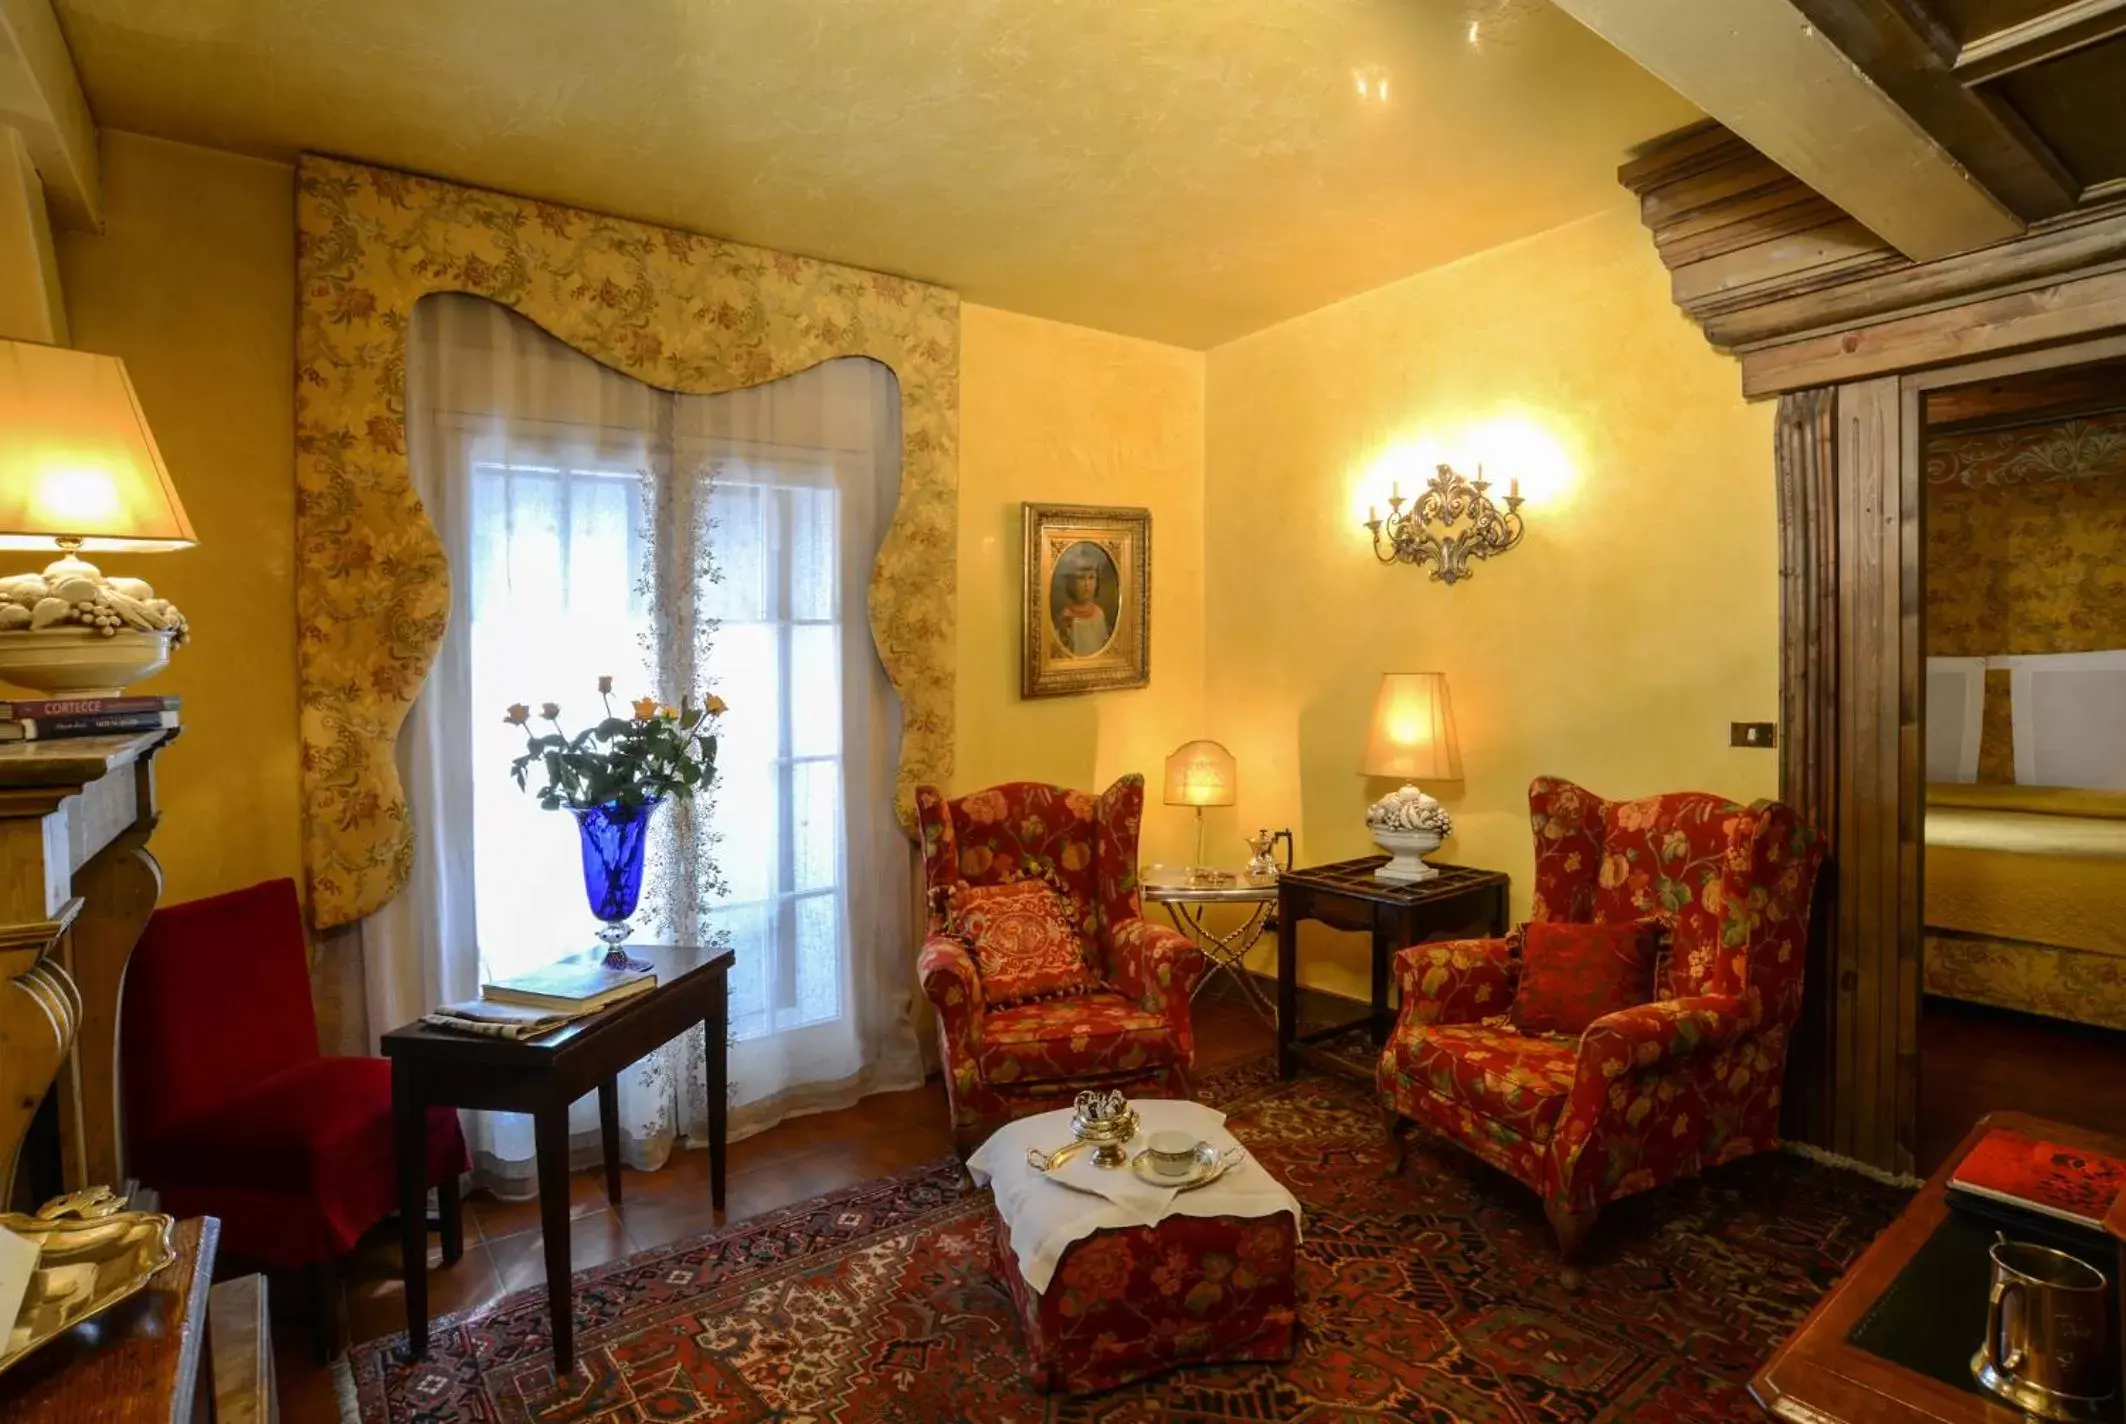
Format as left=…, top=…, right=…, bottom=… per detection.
left=569, top=797, right=662, bottom=969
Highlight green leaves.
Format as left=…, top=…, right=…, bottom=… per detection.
left=506, top=683, right=724, bottom=810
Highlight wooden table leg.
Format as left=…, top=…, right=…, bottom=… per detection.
left=1370, top=922, right=1397, bottom=1044
left=1275, top=898, right=1299, bottom=1079
left=391, top=1061, right=429, bottom=1361
left=438, top=1156, right=464, bottom=1265
left=597, top=1077, right=622, bottom=1205
left=534, top=1103, right=576, bottom=1376
left=705, top=1003, right=727, bottom=1214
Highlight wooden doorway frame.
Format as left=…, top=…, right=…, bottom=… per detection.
left=1778, top=330, right=2126, bottom=1173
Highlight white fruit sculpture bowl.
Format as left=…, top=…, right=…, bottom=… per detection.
left=0, top=627, right=175, bottom=697
left=0, top=564, right=189, bottom=697
left=1365, top=784, right=1454, bottom=883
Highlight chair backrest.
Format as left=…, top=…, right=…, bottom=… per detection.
left=914, top=775, right=1150, bottom=959
left=1527, top=776, right=1823, bottom=1016
left=122, top=878, right=320, bottom=1146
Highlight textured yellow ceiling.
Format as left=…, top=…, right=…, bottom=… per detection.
left=52, top=0, right=1696, bottom=347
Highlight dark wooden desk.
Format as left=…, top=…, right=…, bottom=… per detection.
left=381, top=943, right=732, bottom=1376
left=1275, top=857, right=1509, bottom=1080
left=1752, top=1110, right=2121, bottom=1422
left=0, top=1215, right=218, bottom=1424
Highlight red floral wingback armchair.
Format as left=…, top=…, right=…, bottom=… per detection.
left=916, top=776, right=1205, bottom=1154
left=1377, top=776, right=1825, bottom=1276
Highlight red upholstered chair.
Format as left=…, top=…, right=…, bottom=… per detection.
left=121, top=878, right=468, bottom=1356
left=916, top=776, right=1206, bottom=1155
left=1377, top=776, right=1825, bottom=1280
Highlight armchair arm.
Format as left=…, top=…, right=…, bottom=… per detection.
left=918, top=935, right=986, bottom=1061
left=1107, top=916, right=1204, bottom=1036
left=1573, top=994, right=1750, bottom=1085
left=1550, top=994, right=1753, bottom=1204
left=1391, top=937, right=1519, bottom=1028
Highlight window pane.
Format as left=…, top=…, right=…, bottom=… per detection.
left=792, top=758, right=839, bottom=892
left=790, top=483, right=836, bottom=623
left=795, top=892, right=841, bottom=1027
left=713, top=756, right=779, bottom=905
left=714, top=900, right=774, bottom=1042
left=703, top=482, right=769, bottom=623
left=709, top=621, right=781, bottom=763
left=790, top=624, right=840, bottom=759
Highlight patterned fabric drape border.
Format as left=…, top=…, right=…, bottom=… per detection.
left=295, top=155, right=959, bottom=928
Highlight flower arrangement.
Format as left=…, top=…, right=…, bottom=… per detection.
left=506, top=675, right=726, bottom=811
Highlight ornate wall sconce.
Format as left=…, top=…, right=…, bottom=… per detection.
left=1364, top=463, right=1525, bottom=585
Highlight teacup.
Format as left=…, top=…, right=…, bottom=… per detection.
left=1145, top=1130, right=1203, bottom=1178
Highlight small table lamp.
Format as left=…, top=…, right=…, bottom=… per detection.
left=0, top=341, right=195, bottom=695
left=1163, top=738, right=1236, bottom=870
left=1360, top=672, right=1462, bottom=882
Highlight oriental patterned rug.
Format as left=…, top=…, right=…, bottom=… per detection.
left=349, top=1058, right=1908, bottom=1423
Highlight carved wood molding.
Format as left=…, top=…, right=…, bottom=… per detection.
left=1621, top=122, right=2126, bottom=396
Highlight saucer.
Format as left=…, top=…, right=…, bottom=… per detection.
left=1129, top=1142, right=1244, bottom=1192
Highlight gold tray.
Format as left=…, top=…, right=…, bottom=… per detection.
left=0, top=1198, right=178, bottom=1375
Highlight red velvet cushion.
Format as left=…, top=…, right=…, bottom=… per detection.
left=130, top=1056, right=466, bottom=1268
left=1509, top=919, right=1660, bottom=1035
left=949, top=879, right=1101, bottom=1005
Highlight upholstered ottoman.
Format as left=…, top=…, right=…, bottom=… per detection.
left=970, top=1100, right=1301, bottom=1394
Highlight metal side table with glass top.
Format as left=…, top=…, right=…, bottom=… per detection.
left=1142, top=828, right=1292, bottom=1025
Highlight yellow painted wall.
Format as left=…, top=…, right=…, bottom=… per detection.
left=45, top=142, right=1772, bottom=1006
left=1203, top=203, right=1777, bottom=999
left=956, top=303, right=1207, bottom=866
left=53, top=132, right=301, bottom=907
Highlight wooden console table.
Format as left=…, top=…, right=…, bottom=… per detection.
left=1752, top=1110, right=2124, bottom=1422
left=382, top=943, right=733, bottom=1377
left=1275, top=857, right=1509, bottom=1080
left=0, top=730, right=178, bottom=1203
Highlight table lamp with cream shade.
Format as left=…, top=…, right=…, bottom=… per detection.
left=1361, top=672, right=1461, bottom=883
left=1163, top=738, right=1236, bottom=870
left=0, top=340, right=196, bottom=695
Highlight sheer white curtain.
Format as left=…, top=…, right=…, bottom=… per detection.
left=363, top=293, right=923, bottom=1196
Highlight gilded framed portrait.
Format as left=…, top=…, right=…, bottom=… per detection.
left=1021, top=503, right=1151, bottom=698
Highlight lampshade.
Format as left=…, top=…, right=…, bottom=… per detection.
left=1163, top=739, right=1237, bottom=807
left=0, top=341, right=194, bottom=553
left=1361, top=672, right=1463, bottom=780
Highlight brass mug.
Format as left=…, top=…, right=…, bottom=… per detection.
left=1971, top=1236, right=2116, bottom=1421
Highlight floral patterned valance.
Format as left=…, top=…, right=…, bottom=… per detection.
left=1926, top=414, right=2126, bottom=487
left=295, top=156, right=958, bottom=929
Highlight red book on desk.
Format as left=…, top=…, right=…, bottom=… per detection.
left=1949, top=1125, right=2126, bottom=1230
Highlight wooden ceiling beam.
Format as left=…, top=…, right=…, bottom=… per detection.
left=1953, top=0, right=2126, bottom=84
left=1788, top=0, right=2081, bottom=221
left=1553, top=0, right=2026, bottom=261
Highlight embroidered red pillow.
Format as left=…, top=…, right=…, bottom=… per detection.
left=1508, top=919, right=1661, bottom=1036
left=947, top=879, right=1100, bottom=1006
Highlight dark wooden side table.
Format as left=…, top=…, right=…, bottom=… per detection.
left=1752, top=1110, right=2125, bottom=1422
left=381, top=943, right=733, bottom=1376
left=1275, top=857, right=1509, bottom=1080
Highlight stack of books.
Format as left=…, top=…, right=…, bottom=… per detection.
left=423, top=959, right=656, bottom=1040
left=0, top=695, right=181, bottom=743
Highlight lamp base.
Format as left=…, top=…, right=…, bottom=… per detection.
left=1371, top=828, right=1443, bottom=883
left=0, top=628, right=173, bottom=697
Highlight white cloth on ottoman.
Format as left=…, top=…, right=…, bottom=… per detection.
left=968, top=1098, right=1304, bottom=1292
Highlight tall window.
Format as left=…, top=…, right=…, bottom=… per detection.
left=385, top=294, right=923, bottom=1190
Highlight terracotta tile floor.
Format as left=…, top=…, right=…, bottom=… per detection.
left=271, top=996, right=1277, bottom=1424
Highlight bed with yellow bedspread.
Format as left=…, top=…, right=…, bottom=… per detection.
left=1924, top=784, right=2126, bottom=1029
